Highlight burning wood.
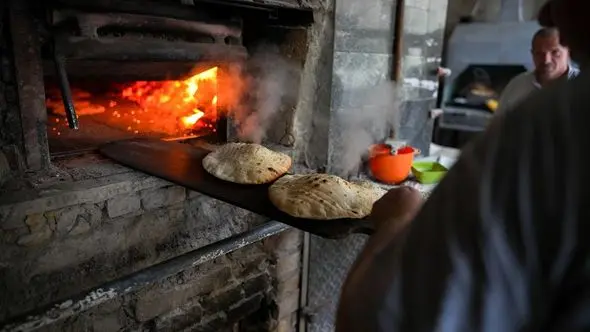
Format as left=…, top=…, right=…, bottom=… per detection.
left=45, top=66, right=220, bottom=139
left=120, top=66, right=218, bottom=134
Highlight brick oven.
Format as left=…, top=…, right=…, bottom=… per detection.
left=0, top=0, right=448, bottom=330
left=0, top=0, right=314, bottom=330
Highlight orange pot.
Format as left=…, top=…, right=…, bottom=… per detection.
left=369, top=148, right=415, bottom=184
left=369, top=143, right=392, bottom=158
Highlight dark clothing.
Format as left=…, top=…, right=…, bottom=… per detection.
left=337, top=70, right=590, bottom=331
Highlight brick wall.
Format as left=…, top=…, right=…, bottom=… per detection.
left=0, top=158, right=303, bottom=331
left=29, top=230, right=302, bottom=332
left=38, top=244, right=273, bottom=332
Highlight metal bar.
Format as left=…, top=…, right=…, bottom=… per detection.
left=52, top=43, right=79, bottom=130
left=69, top=11, right=242, bottom=40
left=193, top=0, right=305, bottom=10
left=52, top=0, right=314, bottom=28
left=0, top=221, right=290, bottom=332
left=55, top=37, right=248, bottom=61
left=55, top=0, right=310, bottom=13
left=41, top=60, right=221, bottom=80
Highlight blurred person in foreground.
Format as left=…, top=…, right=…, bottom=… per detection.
left=336, top=0, right=590, bottom=330
left=497, top=27, right=578, bottom=114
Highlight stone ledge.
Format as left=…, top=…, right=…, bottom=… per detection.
left=106, top=192, right=141, bottom=218
left=0, top=145, right=307, bottom=230
left=0, top=171, right=172, bottom=228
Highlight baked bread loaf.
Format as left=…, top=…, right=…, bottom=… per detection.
left=202, top=143, right=291, bottom=184
left=269, top=174, right=386, bottom=220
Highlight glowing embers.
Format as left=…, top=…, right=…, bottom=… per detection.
left=45, top=66, right=220, bottom=140
left=120, top=66, right=219, bottom=135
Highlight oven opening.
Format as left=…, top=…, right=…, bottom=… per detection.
left=446, top=64, right=528, bottom=112
left=39, top=5, right=249, bottom=156
left=43, top=61, right=236, bottom=155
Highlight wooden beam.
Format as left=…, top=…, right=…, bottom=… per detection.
left=392, top=0, right=405, bottom=81
left=9, top=0, right=50, bottom=170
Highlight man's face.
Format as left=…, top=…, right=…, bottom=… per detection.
left=531, top=35, right=569, bottom=81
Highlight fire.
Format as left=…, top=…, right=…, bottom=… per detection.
left=181, top=110, right=205, bottom=127
left=121, top=67, right=218, bottom=132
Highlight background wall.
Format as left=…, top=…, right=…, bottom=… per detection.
left=445, top=0, right=548, bottom=38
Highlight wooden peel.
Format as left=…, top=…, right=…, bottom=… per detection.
left=100, top=138, right=379, bottom=239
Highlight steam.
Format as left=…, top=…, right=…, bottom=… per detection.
left=332, top=81, right=404, bottom=177
left=226, top=46, right=404, bottom=179
left=232, top=45, right=300, bottom=144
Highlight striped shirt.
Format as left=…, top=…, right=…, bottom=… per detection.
left=497, top=65, right=579, bottom=114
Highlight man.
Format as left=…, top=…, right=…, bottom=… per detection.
left=337, top=0, right=590, bottom=330
left=497, top=27, right=578, bottom=114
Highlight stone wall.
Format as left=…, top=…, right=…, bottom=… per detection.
left=292, top=0, right=335, bottom=171
left=36, top=244, right=270, bottom=332
left=327, top=0, right=396, bottom=177
left=305, top=0, right=449, bottom=330
left=0, top=155, right=303, bottom=331
left=325, top=0, right=447, bottom=176
left=397, top=0, right=448, bottom=153
left=17, top=229, right=302, bottom=332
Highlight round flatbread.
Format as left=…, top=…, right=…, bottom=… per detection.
left=268, top=174, right=386, bottom=220
left=203, top=143, right=292, bottom=184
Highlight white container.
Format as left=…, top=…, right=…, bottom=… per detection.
left=415, top=143, right=461, bottom=169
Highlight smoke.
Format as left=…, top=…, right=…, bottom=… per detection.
left=224, top=46, right=403, bottom=178
left=332, top=81, right=404, bottom=177
left=230, top=45, right=300, bottom=144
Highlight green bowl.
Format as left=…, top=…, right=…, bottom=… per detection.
left=411, top=161, right=448, bottom=184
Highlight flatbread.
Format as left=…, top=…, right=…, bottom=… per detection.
left=202, top=143, right=292, bottom=184
left=268, top=174, right=386, bottom=220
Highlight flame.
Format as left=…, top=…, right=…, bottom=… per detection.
left=181, top=110, right=205, bottom=127
left=121, top=67, right=218, bottom=132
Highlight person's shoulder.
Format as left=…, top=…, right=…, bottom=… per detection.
left=496, top=71, right=535, bottom=113
left=508, top=70, right=590, bottom=123
left=514, top=70, right=536, bottom=83
left=568, top=65, right=581, bottom=79
left=538, top=68, right=586, bottom=100
left=502, top=71, right=535, bottom=93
